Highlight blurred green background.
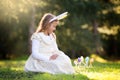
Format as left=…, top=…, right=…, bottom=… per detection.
left=0, top=0, right=120, bottom=60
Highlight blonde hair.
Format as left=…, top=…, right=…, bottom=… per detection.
left=35, top=13, right=56, bottom=33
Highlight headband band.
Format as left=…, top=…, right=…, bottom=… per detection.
left=49, top=12, right=68, bottom=23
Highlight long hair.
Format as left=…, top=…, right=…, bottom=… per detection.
left=35, top=13, right=55, bottom=33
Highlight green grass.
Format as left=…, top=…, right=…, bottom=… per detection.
left=0, top=55, right=120, bottom=80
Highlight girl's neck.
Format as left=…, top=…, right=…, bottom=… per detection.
left=43, top=31, right=50, bottom=36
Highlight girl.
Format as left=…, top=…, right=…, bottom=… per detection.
left=24, top=12, right=75, bottom=74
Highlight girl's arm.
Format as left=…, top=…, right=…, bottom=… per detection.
left=31, top=39, right=49, bottom=61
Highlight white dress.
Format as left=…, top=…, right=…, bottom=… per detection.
left=24, top=32, right=75, bottom=74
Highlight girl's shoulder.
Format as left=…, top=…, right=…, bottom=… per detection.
left=31, top=32, right=43, bottom=40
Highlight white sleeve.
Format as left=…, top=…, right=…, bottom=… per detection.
left=31, top=39, right=49, bottom=61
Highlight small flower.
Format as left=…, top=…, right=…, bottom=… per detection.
left=78, top=57, right=81, bottom=62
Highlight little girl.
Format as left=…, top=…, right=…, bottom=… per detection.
left=24, top=12, right=75, bottom=74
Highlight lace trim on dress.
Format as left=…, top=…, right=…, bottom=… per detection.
left=31, top=32, right=54, bottom=45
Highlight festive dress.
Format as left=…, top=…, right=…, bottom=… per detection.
left=24, top=32, right=75, bottom=74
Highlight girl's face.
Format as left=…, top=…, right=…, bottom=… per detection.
left=46, top=21, right=59, bottom=34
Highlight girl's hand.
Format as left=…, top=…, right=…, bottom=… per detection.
left=49, top=54, right=58, bottom=60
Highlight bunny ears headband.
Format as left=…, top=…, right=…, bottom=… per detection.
left=49, top=12, right=68, bottom=23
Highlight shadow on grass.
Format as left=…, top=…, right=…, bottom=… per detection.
left=0, top=68, right=37, bottom=80
left=0, top=68, right=89, bottom=80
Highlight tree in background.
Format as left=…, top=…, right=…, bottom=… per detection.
left=98, top=0, right=120, bottom=59
left=0, top=0, right=51, bottom=59
left=0, top=0, right=39, bottom=59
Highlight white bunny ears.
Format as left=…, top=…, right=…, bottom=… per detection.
left=49, top=12, right=68, bottom=23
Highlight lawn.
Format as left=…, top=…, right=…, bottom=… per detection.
left=0, top=55, right=120, bottom=80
